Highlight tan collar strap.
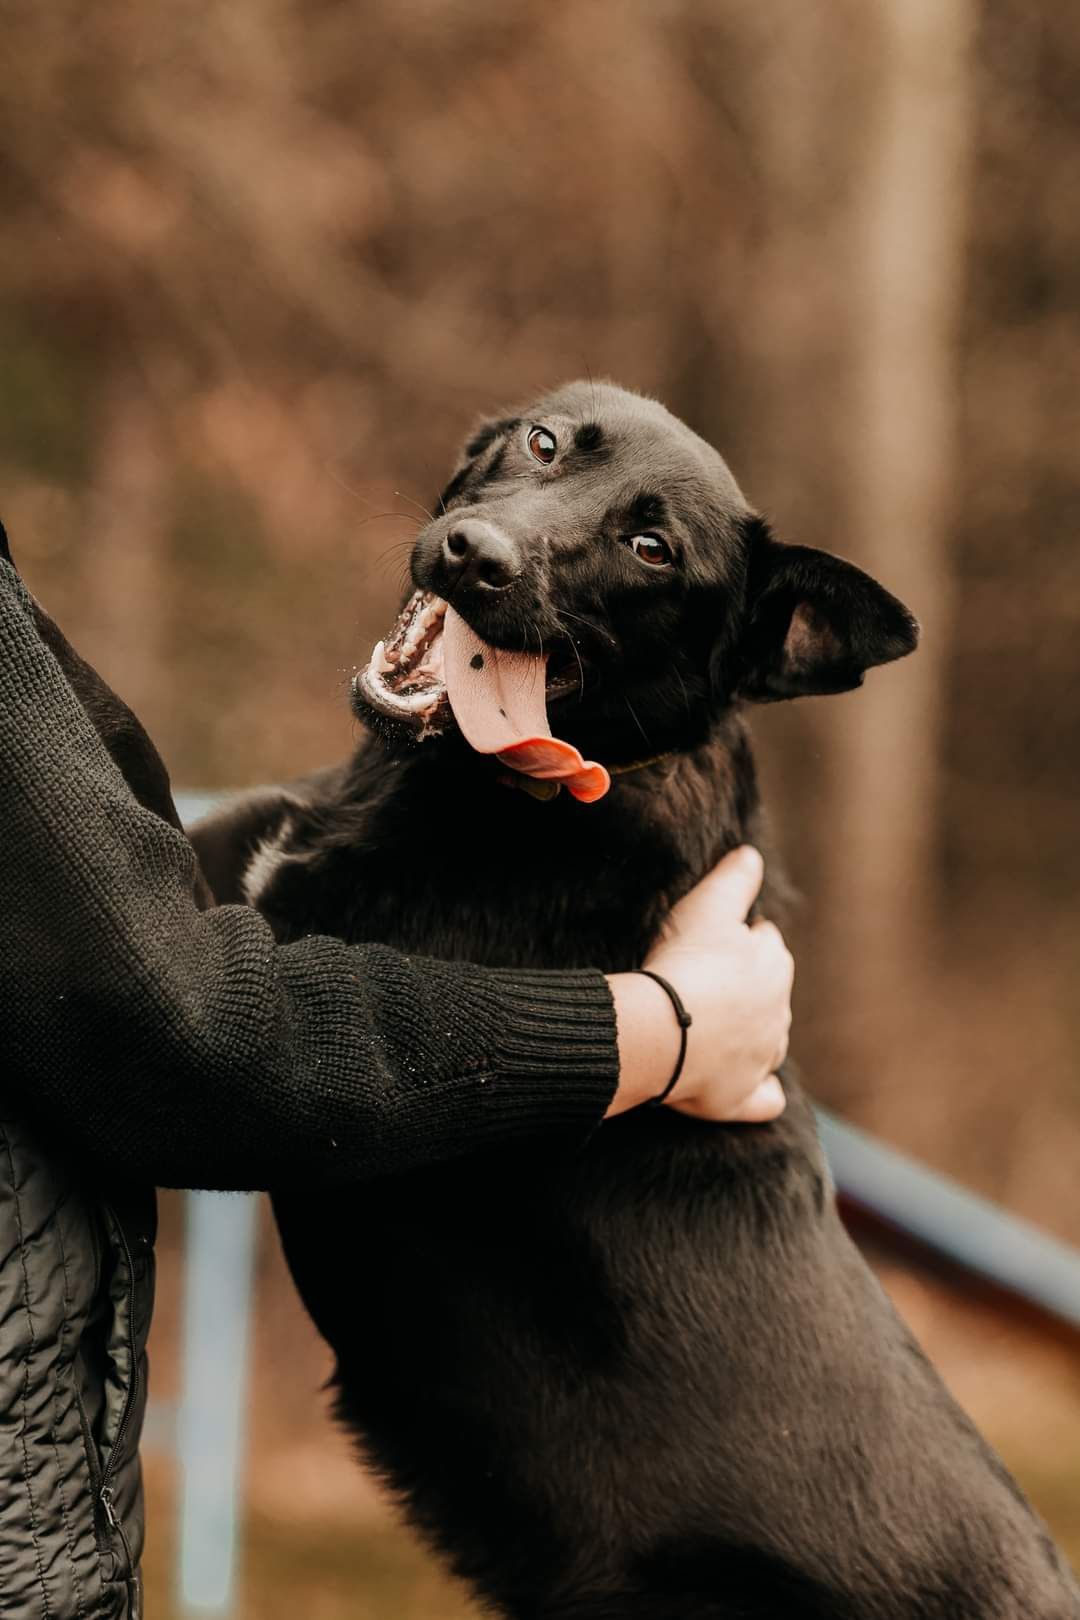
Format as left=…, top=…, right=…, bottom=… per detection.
left=497, top=751, right=678, bottom=802
left=608, top=750, right=677, bottom=779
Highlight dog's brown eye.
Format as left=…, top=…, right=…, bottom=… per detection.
left=527, top=426, right=557, bottom=464
left=628, top=534, right=673, bottom=567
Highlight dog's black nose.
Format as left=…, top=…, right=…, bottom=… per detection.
left=441, top=521, right=519, bottom=593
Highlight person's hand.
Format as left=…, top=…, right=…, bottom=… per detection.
left=605, top=847, right=792, bottom=1122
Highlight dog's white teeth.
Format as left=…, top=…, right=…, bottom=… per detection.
left=395, top=597, right=447, bottom=665
left=358, top=593, right=451, bottom=731
left=359, top=667, right=444, bottom=717
left=396, top=686, right=444, bottom=714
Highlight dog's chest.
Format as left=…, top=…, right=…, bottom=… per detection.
left=259, top=782, right=706, bottom=973
left=253, top=733, right=755, bottom=970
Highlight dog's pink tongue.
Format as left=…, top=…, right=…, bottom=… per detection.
left=442, top=608, right=610, bottom=803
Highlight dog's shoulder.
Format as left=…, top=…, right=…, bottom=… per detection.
left=190, top=761, right=350, bottom=907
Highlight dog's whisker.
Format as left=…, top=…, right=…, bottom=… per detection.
left=413, top=458, right=445, bottom=517
left=394, top=490, right=436, bottom=525
left=353, top=512, right=425, bottom=533
left=324, top=463, right=420, bottom=522
left=374, top=537, right=419, bottom=559
left=353, top=536, right=422, bottom=589
left=371, top=539, right=421, bottom=570
left=568, top=635, right=586, bottom=700
left=322, top=460, right=376, bottom=508
left=584, top=361, right=600, bottom=425
left=323, top=463, right=430, bottom=540
left=623, top=694, right=652, bottom=748
left=374, top=537, right=420, bottom=557
left=529, top=618, right=545, bottom=661
left=553, top=611, right=587, bottom=700
left=555, top=606, right=618, bottom=652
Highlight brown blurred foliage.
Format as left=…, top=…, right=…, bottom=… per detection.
left=3, top=0, right=1079, bottom=1610
left=3, top=0, right=1079, bottom=1209
left=5, top=0, right=1078, bottom=1222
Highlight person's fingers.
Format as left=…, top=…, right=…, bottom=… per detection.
left=655, top=847, right=769, bottom=954
left=749, top=919, right=792, bottom=988
left=749, top=915, right=784, bottom=949
left=728, top=1076, right=786, bottom=1123
left=699, top=845, right=765, bottom=924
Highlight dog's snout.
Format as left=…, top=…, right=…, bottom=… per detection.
left=440, top=520, right=519, bottom=593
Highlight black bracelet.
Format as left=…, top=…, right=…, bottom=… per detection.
left=635, top=968, right=693, bottom=1106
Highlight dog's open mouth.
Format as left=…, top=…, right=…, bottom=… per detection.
left=355, top=591, right=611, bottom=802
left=355, top=590, right=582, bottom=737
left=357, top=591, right=453, bottom=736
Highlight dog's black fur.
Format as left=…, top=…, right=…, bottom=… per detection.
left=18, top=384, right=1071, bottom=1619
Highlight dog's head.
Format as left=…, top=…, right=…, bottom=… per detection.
left=354, top=382, right=917, bottom=794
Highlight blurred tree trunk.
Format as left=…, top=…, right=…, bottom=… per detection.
left=816, top=0, right=975, bottom=1105
left=82, top=382, right=169, bottom=735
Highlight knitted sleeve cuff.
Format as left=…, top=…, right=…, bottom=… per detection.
left=261, top=943, right=623, bottom=1184
left=462, top=967, right=621, bottom=1145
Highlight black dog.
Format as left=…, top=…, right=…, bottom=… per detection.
left=192, top=383, right=1077, bottom=1619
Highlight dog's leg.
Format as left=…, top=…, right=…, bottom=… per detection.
left=190, top=789, right=305, bottom=905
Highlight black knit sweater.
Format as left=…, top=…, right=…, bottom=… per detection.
left=0, top=560, right=620, bottom=1190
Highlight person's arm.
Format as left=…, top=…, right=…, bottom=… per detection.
left=0, top=559, right=786, bottom=1194
left=0, top=558, right=621, bottom=1189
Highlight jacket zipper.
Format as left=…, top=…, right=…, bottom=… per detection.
left=74, top=1382, right=106, bottom=1533
left=96, top=1210, right=141, bottom=1582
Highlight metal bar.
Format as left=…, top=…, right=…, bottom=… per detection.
left=174, top=793, right=253, bottom=1617
left=176, top=792, right=222, bottom=826
left=175, top=1190, right=260, bottom=1618
left=816, top=1107, right=1080, bottom=1330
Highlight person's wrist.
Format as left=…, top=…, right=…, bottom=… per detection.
left=604, top=971, right=686, bottom=1117
left=634, top=969, right=692, bottom=1105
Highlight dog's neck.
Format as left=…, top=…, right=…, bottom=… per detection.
left=283, top=707, right=772, bottom=973
left=347, top=705, right=758, bottom=851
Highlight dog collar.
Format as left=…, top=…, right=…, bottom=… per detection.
left=497, top=751, right=677, bottom=802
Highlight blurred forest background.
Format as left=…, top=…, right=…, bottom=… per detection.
left=2, top=0, right=1078, bottom=1614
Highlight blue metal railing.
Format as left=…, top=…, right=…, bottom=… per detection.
left=175, top=1193, right=259, bottom=1614
left=817, top=1111, right=1080, bottom=1330
left=167, top=792, right=1080, bottom=1617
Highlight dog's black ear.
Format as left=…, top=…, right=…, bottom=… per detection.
left=436, top=416, right=521, bottom=512
left=0, top=518, right=13, bottom=568
left=737, top=516, right=919, bottom=701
